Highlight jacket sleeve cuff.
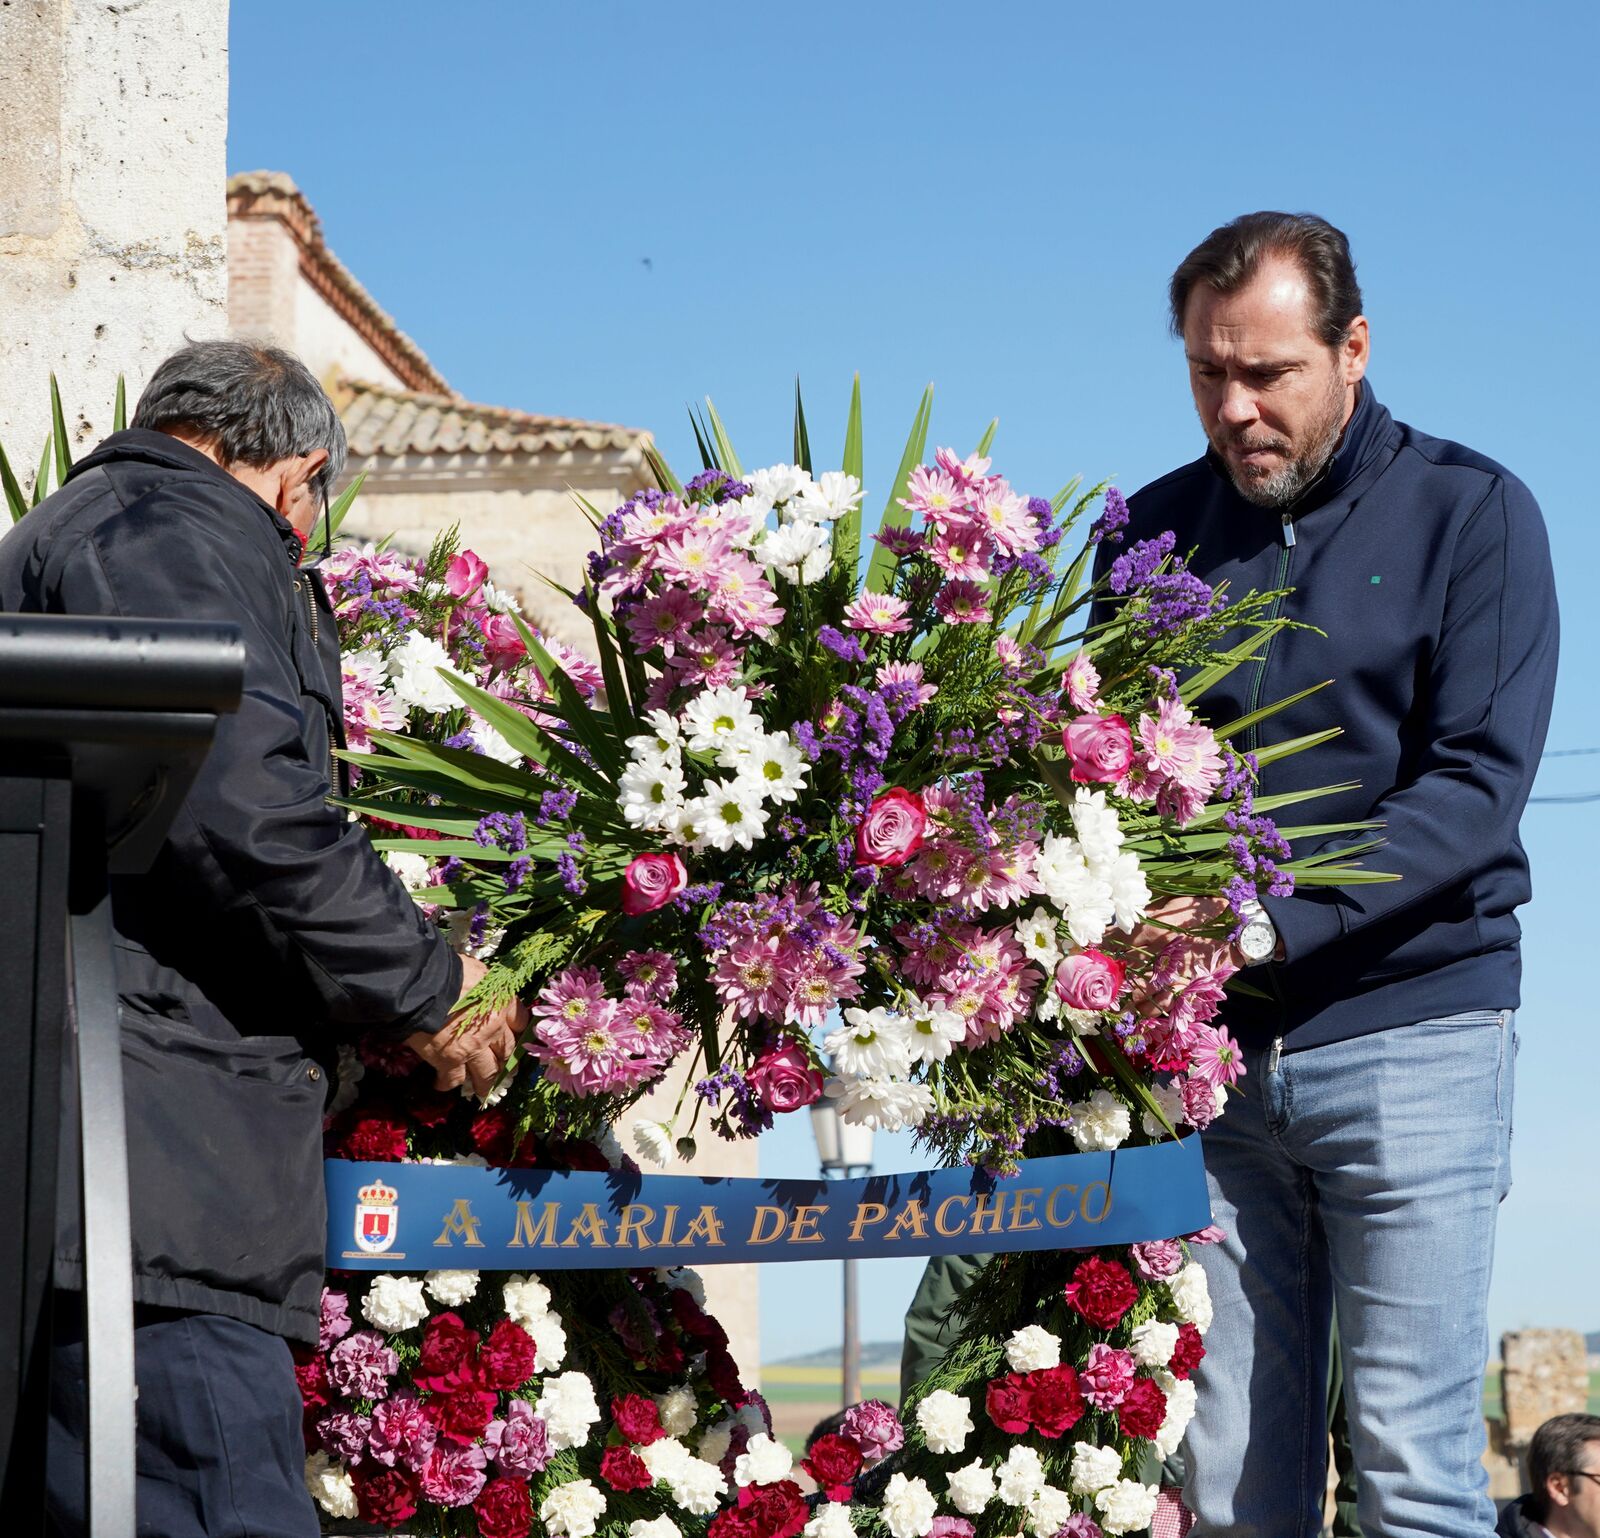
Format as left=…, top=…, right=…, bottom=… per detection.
left=379, top=943, right=464, bottom=1040
left=1260, top=889, right=1346, bottom=965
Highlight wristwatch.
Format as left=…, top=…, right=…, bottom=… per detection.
left=1236, top=898, right=1278, bottom=966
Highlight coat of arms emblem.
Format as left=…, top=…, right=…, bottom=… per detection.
left=354, top=1179, right=399, bottom=1255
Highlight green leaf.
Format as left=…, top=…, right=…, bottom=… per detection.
left=0, top=438, right=28, bottom=523
left=1092, top=1036, right=1180, bottom=1139
left=584, top=575, right=636, bottom=727
left=336, top=755, right=538, bottom=817
left=49, top=373, right=72, bottom=483
left=1252, top=726, right=1343, bottom=767
left=331, top=799, right=490, bottom=837
left=112, top=374, right=127, bottom=433
left=435, top=665, right=611, bottom=796
left=1180, top=627, right=1280, bottom=705
left=1210, top=680, right=1333, bottom=742
left=644, top=445, right=682, bottom=494
left=506, top=613, right=625, bottom=774
left=31, top=438, right=51, bottom=507
left=1180, top=780, right=1362, bottom=830
left=792, top=377, right=812, bottom=474
left=1288, top=865, right=1401, bottom=885
left=325, top=470, right=368, bottom=541
left=863, top=382, right=933, bottom=593
left=1050, top=475, right=1084, bottom=516
left=702, top=397, right=743, bottom=479
left=831, top=373, right=865, bottom=581
left=688, top=405, right=717, bottom=472
left=974, top=418, right=998, bottom=457
left=364, top=730, right=550, bottom=800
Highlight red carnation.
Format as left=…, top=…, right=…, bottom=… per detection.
left=431, top=1386, right=497, bottom=1444
left=479, top=1319, right=538, bottom=1390
left=292, top=1347, right=331, bottom=1414
left=408, top=1090, right=458, bottom=1129
left=474, top=1475, right=533, bottom=1538
left=744, top=1480, right=809, bottom=1538
left=416, top=1312, right=478, bottom=1392
left=468, top=1106, right=518, bottom=1165
left=600, top=1444, right=654, bottom=1493
left=1064, top=1255, right=1140, bottom=1329
left=1026, top=1363, right=1086, bottom=1438
left=985, top=1371, right=1034, bottom=1434
left=612, top=1392, right=665, bottom=1446
left=339, top=1109, right=409, bottom=1162
left=354, top=1466, right=418, bottom=1526
left=1168, top=1322, right=1206, bottom=1380
left=802, top=1432, right=863, bottom=1497
left=1117, top=1374, right=1169, bottom=1440
left=709, top=1507, right=761, bottom=1538
left=707, top=1346, right=744, bottom=1402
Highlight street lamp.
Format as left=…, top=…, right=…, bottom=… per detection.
left=810, top=1095, right=874, bottom=1409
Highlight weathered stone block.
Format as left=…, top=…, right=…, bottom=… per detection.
left=1501, top=1329, right=1590, bottom=1448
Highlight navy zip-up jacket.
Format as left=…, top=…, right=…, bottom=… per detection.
left=1119, top=384, right=1558, bottom=1051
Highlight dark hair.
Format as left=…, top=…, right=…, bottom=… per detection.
left=1168, top=211, right=1363, bottom=348
left=1528, top=1411, right=1600, bottom=1519
left=133, top=338, right=347, bottom=506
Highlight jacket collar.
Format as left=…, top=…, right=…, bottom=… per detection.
left=68, top=428, right=305, bottom=565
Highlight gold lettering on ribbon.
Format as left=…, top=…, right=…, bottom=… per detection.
left=507, top=1200, right=560, bottom=1248
left=1007, top=1188, right=1044, bottom=1232
left=1046, top=1185, right=1079, bottom=1229
left=1080, top=1181, right=1113, bottom=1224
left=433, top=1198, right=484, bottom=1248
left=659, top=1204, right=681, bottom=1245
left=788, top=1205, right=827, bottom=1243
left=615, top=1204, right=656, bottom=1249
left=969, top=1192, right=1006, bottom=1235
left=848, top=1202, right=888, bottom=1242
left=885, top=1200, right=928, bottom=1241
left=561, top=1202, right=611, bottom=1248
left=748, top=1206, right=789, bottom=1245
left=934, top=1195, right=971, bottom=1236
left=682, top=1206, right=725, bottom=1246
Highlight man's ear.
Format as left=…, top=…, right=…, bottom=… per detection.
left=1342, top=316, right=1370, bottom=387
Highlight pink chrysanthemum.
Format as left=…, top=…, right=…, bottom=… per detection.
left=712, top=938, right=789, bottom=1022
left=933, top=580, right=992, bottom=625
left=1063, top=650, right=1101, bottom=712
left=899, top=465, right=965, bottom=530
left=843, top=593, right=912, bottom=635
left=973, top=479, right=1039, bottom=556
left=928, top=525, right=995, bottom=581
left=934, top=446, right=992, bottom=487
left=707, top=557, right=785, bottom=637
left=616, top=950, right=678, bottom=1000
left=1189, top=1023, right=1246, bottom=1088
left=626, top=590, right=704, bottom=655
left=532, top=967, right=609, bottom=1030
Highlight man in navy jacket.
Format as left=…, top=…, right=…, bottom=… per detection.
left=1120, top=213, right=1558, bottom=1537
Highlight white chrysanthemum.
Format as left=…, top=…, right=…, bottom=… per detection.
left=1035, top=988, right=1062, bottom=1022
left=1069, top=1087, right=1132, bottom=1152
left=667, top=1458, right=728, bottom=1516
left=658, top=1266, right=706, bottom=1307
left=1168, top=1262, right=1214, bottom=1332
left=620, top=757, right=688, bottom=832
left=1064, top=880, right=1117, bottom=949
left=346, top=644, right=390, bottom=682
left=739, top=731, right=810, bottom=804
left=746, top=464, right=814, bottom=507
left=1104, top=849, right=1151, bottom=932
left=537, top=1371, right=602, bottom=1451
left=541, top=1478, right=608, bottom=1538
left=630, top=1519, right=683, bottom=1538
left=640, top=1437, right=693, bottom=1481
left=1026, top=1485, right=1074, bottom=1536
left=733, top=1432, right=793, bottom=1487
left=1153, top=1374, right=1198, bottom=1458
left=470, top=716, right=523, bottom=765
left=424, top=1270, right=479, bottom=1307
left=1129, top=1319, right=1180, bottom=1370
left=632, top=1120, right=675, bottom=1168
left=827, top=1008, right=915, bottom=1079
left=304, top=1451, right=358, bottom=1518
left=881, top=1473, right=937, bottom=1538
left=385, top=631, right=462, bottom=712
left=1140, top=1079, right=1189, bottom=1138
left=1071, top=787, right=1125, bottom=869
left=627, top=712, right=683, bottom=767
left=382, top=849, right=431, bottom=890
left=804, top=1503, right=858, bottom=1538
left=1004, top=1324, right=1062, bottom=1373
left=360, top=1274, right=428, bottom=1333
left=762, top=518, right=831, bottom=584
left=1095, top=1479, right=1160, bottom=1535
left=482, top=579, right=522, bottom=615
left=996, top=1445, right=1046, bottom=1506
left=831, top=1076, right=932, bottom=1131
left=683, top=779, right=769, bottom=852
left=1013, top=905, right=1063, bottom=968
left=1033, top=835, right=1088, bottom=907
left=914, top=1390, right=974, bottom=1455
left=681, top=685, right=762, bottom=758
left=654, top=1389, right=699, bottom=1438
left=905, top=999, right=965, bottom=1066
left=808, top=470, right=864, bottom=522
left=1069, top=1443, right=1123, bottom=1496
left=502, top=1273, right=552, bottom=1327
left=945, top=1458, right=996, bottom=1515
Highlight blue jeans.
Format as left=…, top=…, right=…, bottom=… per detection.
left=1184, top=1009, right=1517, bottom=1538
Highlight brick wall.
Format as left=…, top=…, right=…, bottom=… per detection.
left=227, top=216, right=299, bottom=346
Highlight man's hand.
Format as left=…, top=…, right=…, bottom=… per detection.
left=1126, top=894, right=1233, bottom=962
left=405, top=955, right=529, bottom=1097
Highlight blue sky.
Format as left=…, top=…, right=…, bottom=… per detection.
left=231, top=0, right=1600, bottom=1363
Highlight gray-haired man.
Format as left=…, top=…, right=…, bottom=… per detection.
left=0, top=340, right=525, bottom=1536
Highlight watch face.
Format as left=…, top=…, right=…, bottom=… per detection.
left=1240, top=923, right=1275, bottom=962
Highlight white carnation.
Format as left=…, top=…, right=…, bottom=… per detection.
left=382, top=849, right=431, bottom=889
left=659, top=1266, right=707, bottom=1308
left=746, top=463, right=814, bottom=506
left=537, top=1371, right=601, bottom=1451
left=385, top=631, right=462, bottom=712
left=831, top=1075, right=932, bottom=1131
left=1026, top=1485, right=1074, bottom=1536
left=303, top=1451, right=357, bottom=1518
left=996, top=1445, right=1046, bottom=1506
left=1104, top=849, right=1151, bottom=932
left=762, top=518, right=831, bottom=584
left=424, top=1269, right=479, bottom=1307
left=1129, top=1320, right=1180, bottom=1369
left=667, top=1457, right=728, bottom=1515
left=733, top=1433, right=793, bottom=1487
left=1095, top=1479, right=1160, bottom=1535
left=654, top=1390, right=699, bottom=1437
left=1004, top=1324, right=1061, bottom=1372
left=501, top=1273, right=552, bottom=1327
left=1069, top=1443, right=1123, bottom=1496
left=541, top=1478, right=608, bottom=1538
left=804, top=1503, right=858, bottom=1538
left=914, top=1389, right=973, bottom=1455
left=630, top=1519, right=683, bottom=1538
left=470, top=716, right=523, bottom=765
left=1168, top=1261, right=1214, bottom=1332
left=639, top=1437, right=693, bottom=1481
left=697, top=1422, right=733, bottom=1467
left=1154, top=1373, right=1198, bottom=1458
left=1068, top=1087, right=1132, bottom=1152
left=527, top=1309, right=568, bottom=1369
left=1141, top=1079, right=1188, bottom=1138
left=881, top=1473, right=937, bottom=1538
left=945, top=1459, right=996, bottom=1515
left=360, top=1274, right=428, bottom=1333
left=1072, top=788, right=1125, bottom=869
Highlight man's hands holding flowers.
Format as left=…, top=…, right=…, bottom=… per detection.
left=406, top=954, right=529, bottom=1097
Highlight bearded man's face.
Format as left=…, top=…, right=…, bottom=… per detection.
left=1183, top=254, right=1367, bottom=509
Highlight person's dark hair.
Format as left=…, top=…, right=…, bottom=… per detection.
left=1527, top=1411, right=1600, bottom=1520
left=1168, top=211, right=1363, bottom=349
left=133, top=338, right=347, bottom=508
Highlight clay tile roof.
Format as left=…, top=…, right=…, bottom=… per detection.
left=227, top=171, right=451, bottom=397
left=337, top=376, right=651, bottom=460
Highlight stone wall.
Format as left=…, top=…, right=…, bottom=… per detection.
left=0, top=0, right=229, bottom=472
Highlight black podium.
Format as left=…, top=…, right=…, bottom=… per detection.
left=0, top=615, right=244, bottom=1535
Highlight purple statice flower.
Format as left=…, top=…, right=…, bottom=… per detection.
left=503, top=855, right=532, bottom=892
left=473, top=812, right=528, bottom=852
left=694, top=1063, right=771, bottom=1138
left=992, top=548, right=1054, bottom=597
left=674, top=879, right=724, bottom=915
left=685, top=467, right=731, bottom=498
left=791, top=719, right=822, bottom=762
left=433, top=855, right=463, bottom=884
left=319, top=1289, right=353, bottom=1351
left=328, top=1330, right=398, bottom=1400
left=556, top=852, right=586, bottom=896
left=443, top=728, right=478, bottom=752
left=367, top=1393, right=437, bottom=1472
left=1108, top=529, right=1176, bottom=594
left=818, top=625, right=867, bottom=664
left=484, top=1400, right=549, bottom=1476
left=536, top=784, right=578, bottom=826
left=1139, top=564, right=1227, bottom=636
left=316, top=1409, right=372, bottom=1466
left=1090, top=485, right=1130, bottom=546
left=467, top=903, right=490, bottom=950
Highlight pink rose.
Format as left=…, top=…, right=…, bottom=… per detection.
left=446, top=550, right=489, bottom=601
left=853, top=787, right=927, bottom=868
left=1054, top=949, right=1127, bottom=1012
left=481, top=613, right=526, bottom=672
left=620, top=852, right=687, bottom=916
left=1063, top=713, right=1134, bottom=784
left=746, top=1037, right=824, bottom=1114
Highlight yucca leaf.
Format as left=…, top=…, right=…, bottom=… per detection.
left=369, top=837, right=522, bottom=862
left=1180, top=628, right=1280, bottom=705
left=435, top=664, right=611, bottom=795
left=583, top=576, right=636, bottom=726
left=332, top=799, right=490, bottom=837
left=31, top=438, right=51, bottom=506
left=863, top=383, right=933, bottom=593
left=1288, top=865, right=1401, bottom=885
left=702, top=397, right=743, bottom=478
left=364, top=730, right=551, bottom=799
left=688, top=406, right=717, bottom=472
left=113, top=374, right=128, bottom=433
left=975, top=418, right=998, bottom=457
left=49, top=374, right=72, bottom=483
left=792, top=378, right=812, bottom=474
left=831, top=373, right=865, bottom=581
left=325, top=471, right=367, bottom=541
left=1210, top=680, right=1333, bottom=742
left=1050, top=475, right=1084, bottom=517
left=645, top=445, right=683, bottom=494
left=1180, top=781, right=1362, bottom=830
left=0, top=439, right=28, bottom=523
left=506, top=613, right=625, bottom=773
left=336, top=756, right=538, bottom=817
left=1253, top=726, right=1343, bottom=767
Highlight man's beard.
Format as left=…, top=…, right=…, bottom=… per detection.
left=1211, top=370, right=1348, bottom=509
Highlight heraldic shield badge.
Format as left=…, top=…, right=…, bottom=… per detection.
left=354, top=1179, right=399, bottom=1256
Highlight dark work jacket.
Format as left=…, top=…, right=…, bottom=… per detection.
left=0, top=430, right=461, bottom=1342
left=1110, top=385, right=1558, bottom=1050
left=1494, top=1495, right=1545, bottom=1537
